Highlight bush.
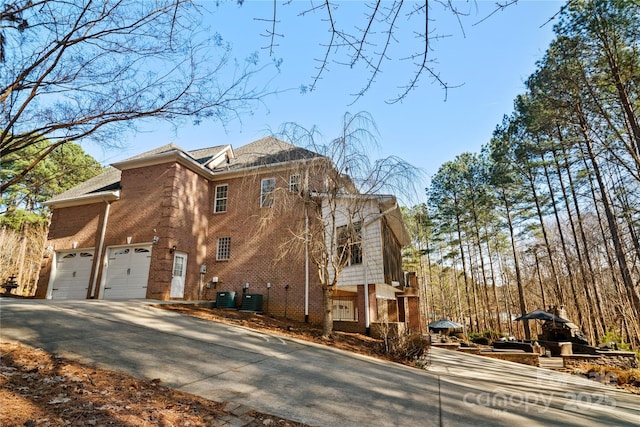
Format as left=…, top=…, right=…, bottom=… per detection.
left=468, top=330, right=503, bottom=345
left=573, top=364, right=640, bottom=388
left=600, top=330, right=633, bottom=352
left=379, top=329, right=431, bottom=369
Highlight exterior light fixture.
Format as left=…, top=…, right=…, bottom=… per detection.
left=169, top=245, right=177, bottom=254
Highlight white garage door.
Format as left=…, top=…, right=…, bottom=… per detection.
left=50, top=251, right=94, bottom=299
left=103, top=245, right=152, bottom=299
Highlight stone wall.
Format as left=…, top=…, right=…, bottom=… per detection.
left=480, top=351, right=540, bottom=367
left=563, top=352, right=638, bottom=370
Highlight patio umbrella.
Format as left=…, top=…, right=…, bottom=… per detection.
left=428, top=318, right=463, bottom=331
left=514, top=308, right=568, bottom=323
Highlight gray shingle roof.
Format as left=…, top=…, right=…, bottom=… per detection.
left=220, top=137, right=321, bottom=171
left=47, top=167, right=122, bottom=202
left=124, top=143, right=182, bottom=160
left=46, top=138, right=320, bottom=203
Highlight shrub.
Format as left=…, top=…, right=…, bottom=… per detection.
left=600, top=330, right=634, bottom=352
left=468, top=329, right=504, bottom=345
left=379, top=329, right=431, bottom=369
left=573, top=364, right=640, bottom=388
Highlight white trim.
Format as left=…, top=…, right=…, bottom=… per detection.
left=260, top=177, right=276, bottom=207
left=214, top=183, right=229, bottom=213
left=44, top=190, right=120, bottom=209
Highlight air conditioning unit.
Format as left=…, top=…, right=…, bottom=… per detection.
left=215, top=291, right=237, bottom=309
left=391, top=281, right=400, bottom=287
left=240, top=294, right=263, bottom=312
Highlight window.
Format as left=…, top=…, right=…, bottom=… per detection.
left=332, top=296, right=357, bottom=321
left=261, top=178, right=276, bottom=207
left=214, top=184, right=228, bottom=213
left=289, top=174, right=300, bottom=193
left=217, top=237, right=231, bottom=260
left=172, top=254, right=185, bottom=277
left=337, top=222, right=362, bottom=266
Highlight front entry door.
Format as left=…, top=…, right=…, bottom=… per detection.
left=170, top=252, right=187, bottom=298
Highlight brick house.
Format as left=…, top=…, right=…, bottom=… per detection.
left=36, top=138, right=421, bottom=333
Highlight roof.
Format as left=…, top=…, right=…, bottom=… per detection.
left=45, top=139, right=318, bottom=206
left=219, top=137, right=321, bottom=171
left=45, top=167, right=122, bottom=206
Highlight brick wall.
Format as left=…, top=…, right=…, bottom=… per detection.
left=202, top=169, right=324, bottom=324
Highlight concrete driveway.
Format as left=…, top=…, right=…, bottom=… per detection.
left=1, top=299, right=638, bottom=426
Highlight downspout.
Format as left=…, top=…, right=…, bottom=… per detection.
left=305, top=212, right=310, bottom=323
left=304, top=169, right=310, bottom=323
left=363, top=225, right=370, bottom=334
left=90, top=198, right=111, bottom=298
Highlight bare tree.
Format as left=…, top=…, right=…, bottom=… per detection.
left=1, top=0, right=269, bottom=193
left=275, top=111, right=422, bottom=338
left=252, top=0, right=524, bottom=103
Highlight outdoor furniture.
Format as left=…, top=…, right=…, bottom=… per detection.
left=1, top=275, right=18, bottom=294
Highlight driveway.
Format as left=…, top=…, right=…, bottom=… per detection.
left=1, top=299, right=638, bottom=426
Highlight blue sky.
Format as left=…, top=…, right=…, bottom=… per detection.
left=83, top=0, right=564, bottom=203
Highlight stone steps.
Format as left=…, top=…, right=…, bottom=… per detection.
left=539, top=357, right=564, bottom=370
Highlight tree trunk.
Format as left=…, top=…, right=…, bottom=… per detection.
left=540, top=149, right=589, bottom=341
left=580, top=116, right=640, bottom=319
left=559, top=142, right=606, bottom=341
left=322, top=285, right=334, bottom=338
left=525, top=164, right=564, bottom=305
left=500, top=187, right=530, bottom=339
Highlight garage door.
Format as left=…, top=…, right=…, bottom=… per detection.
left=103, top=245, right=152, bottom=299
left=50, top=251, right=94, bottom=299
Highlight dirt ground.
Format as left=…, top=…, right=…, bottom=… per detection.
left=155, top=304, right=387, bottom=358
left=0, top=305, right=387, bottom=427
left=2, top=304, right=638, bottom=426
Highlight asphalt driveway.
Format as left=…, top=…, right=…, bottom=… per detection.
left=1, top=299, right=638, bottom=426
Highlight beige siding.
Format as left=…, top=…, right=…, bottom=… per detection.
left=325, top=198, right=387, bottom=287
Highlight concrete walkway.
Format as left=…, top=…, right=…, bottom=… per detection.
left=1, top=299, right=638, bottom=426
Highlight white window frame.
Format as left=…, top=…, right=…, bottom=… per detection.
left=217, top=237, right=231, bottom=260
left=332, top=297, right=357, bottom=321
left=289, top=174, right=300, bottom=193
left=261, top=178, right=276, bottom=207
left=214, top=184, right=228, bottom=213
left=337, top=222, right=363, bottom=266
